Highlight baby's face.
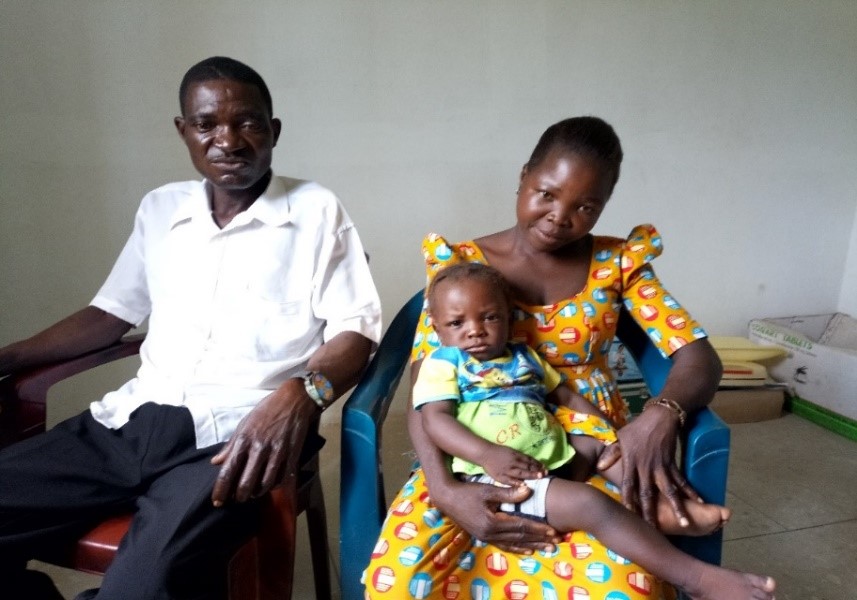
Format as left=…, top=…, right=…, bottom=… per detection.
left=430, top=278, right=510, bottom=361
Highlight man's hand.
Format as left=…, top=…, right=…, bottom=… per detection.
left=480, top=445, right=547, bottom=486
left=210, top=378, right=318, bottom=507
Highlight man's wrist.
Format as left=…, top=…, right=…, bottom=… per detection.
left=294, top=371, right=335, bottom=410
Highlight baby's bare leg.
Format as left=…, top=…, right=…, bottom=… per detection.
left=570, top=435, right=730, bottom=536
left=562, top=434, right=601, bottom=482
left=543, top=480, right=775, bottom=600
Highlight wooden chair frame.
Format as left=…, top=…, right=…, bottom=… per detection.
left=0, top=335, right=331, bottom=600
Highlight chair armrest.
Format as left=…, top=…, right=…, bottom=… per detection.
left=683, top=407, right=730, bottom=505
left=339, top=290, right=423, bottom=597
left=0, top=334, right=144, bottom=445
left=673, top=406, right=729, bottom=565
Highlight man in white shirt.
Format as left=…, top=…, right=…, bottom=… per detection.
left=0, top=56, right=381, bottom=600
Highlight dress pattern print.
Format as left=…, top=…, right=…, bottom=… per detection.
left=364, top=224, right=706, bottom=600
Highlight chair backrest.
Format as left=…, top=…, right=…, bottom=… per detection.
left=340, top=290, right=729, bottom=600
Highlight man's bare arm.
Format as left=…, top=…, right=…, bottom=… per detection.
left=0, top=306, right=133, bottom=377
left=210, top=331, right=373, bottom=506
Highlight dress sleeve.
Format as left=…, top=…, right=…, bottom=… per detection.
left=619, top=224, right=708, bottom=357
left=411, top=234, right=482, bottom=362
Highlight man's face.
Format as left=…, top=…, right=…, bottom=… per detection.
left=174, top=79, right=281, bottom=191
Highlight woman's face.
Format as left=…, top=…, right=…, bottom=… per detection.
left=515, top=150, right=614, bottom=253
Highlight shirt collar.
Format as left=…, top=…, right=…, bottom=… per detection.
left=168, top=174, right=294, bottom=230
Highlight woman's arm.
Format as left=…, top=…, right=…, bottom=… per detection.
left=408, top=362, right=560, bottom=553
left=649, top=337, right=722, bottom=416
left=605, top=338, right=722, bottom=525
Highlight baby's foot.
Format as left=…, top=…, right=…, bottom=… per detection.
left=684, top=565, right=775, bottom=600
left=657, top=499, right=731, bottom=536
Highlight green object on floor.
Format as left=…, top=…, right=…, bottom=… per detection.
left=787, top=395, right=857, bottom=442
left=620, top=380, right=651, bottom=415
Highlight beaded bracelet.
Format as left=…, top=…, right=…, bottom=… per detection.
left=642, top=397, right=687, bottom=427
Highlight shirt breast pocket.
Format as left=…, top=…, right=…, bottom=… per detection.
left=265, top=299, right=301, bottom=317
left=248, top=293, right=312, bottom=361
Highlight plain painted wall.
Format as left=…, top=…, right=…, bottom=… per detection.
left=2, top=1, right=856, bottom=416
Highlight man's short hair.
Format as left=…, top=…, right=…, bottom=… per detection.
left=179, top=56, right=273, bottom=116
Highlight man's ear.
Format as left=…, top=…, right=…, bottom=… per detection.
left=271, top=118, right=282, bottom=147
left=174, top=116, right=186, bottom=137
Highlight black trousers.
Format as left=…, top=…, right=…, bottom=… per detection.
left=0, top=403, right=261, bottom=600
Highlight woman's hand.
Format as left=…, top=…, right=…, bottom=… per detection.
left=430, top=477, right=561, bottom=554
left=600, top=406, right=700, bottom=526
left=600, top=339, right=721, bottom=525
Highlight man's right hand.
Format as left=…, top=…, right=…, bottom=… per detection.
left=210, top=378, right=317, bottom=507
left=430, top=477, right=561, bottom=554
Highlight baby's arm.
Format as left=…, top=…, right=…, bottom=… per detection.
left=420, top=400, right=547, bottom=485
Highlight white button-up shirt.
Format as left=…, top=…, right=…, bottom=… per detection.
left=89, top=175, right=382, bottom=447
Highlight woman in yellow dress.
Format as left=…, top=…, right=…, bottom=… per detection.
left=364, top=117, right=756, bottom=600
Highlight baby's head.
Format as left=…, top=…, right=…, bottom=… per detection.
left=427, top=263, right=512, bottom=361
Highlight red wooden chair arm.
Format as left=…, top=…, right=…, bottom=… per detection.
left=0, top=334, right=144, bottom=444
left=0, top=333, right=331, bottom=598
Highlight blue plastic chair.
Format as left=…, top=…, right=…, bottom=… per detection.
left=340, top=290, right=730, bottom=600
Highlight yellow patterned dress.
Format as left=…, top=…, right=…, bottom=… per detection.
left=363, top=225, right=707, bottom=600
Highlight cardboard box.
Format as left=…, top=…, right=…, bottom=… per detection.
left=748, top=314, right=857, bottom=423
left=710, top=386, right=786, bottom=424
left=608, top=340, right=786, bottom=423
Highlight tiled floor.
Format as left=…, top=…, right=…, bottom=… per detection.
left=41, top=411, right=857, bottom=599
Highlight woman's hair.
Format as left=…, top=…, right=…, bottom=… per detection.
left=179, top=56, right=273, bottom=117
left=526, top=116, right=623, bottom=188
left=427, top=262, right=512, bottom=314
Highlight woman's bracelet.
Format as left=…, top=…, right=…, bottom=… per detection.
left=642, top=397, right=687, bottom=427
